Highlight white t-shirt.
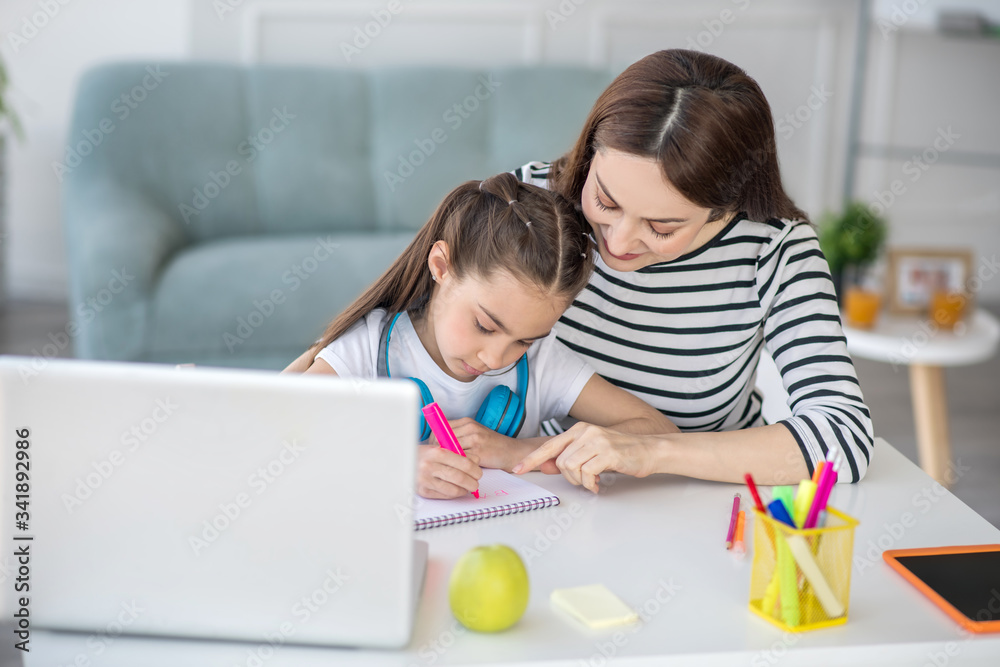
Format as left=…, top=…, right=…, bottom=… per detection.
left=316, top=309, right=595, bottom=438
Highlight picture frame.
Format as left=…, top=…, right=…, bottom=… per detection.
left=886, top=248, right=973, bottom=314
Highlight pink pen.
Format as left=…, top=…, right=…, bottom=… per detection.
left=804, top=465, right=838, bottom=529
left=421, top=402, right=479, bottom=499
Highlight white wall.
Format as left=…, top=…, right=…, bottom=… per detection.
left=856, top=25, right=1000, bottom=302
left=188, top=0, right=862, bottom=223
left=2, top=0, right=999, bottom=302
left=1, top=0, right=190, bottom=300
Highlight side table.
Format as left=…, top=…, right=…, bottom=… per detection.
left=842, top=308, right=1000, bottom=485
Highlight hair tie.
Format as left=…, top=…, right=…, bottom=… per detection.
left=479, top=181, right=486, bottom=192
left=508, top=199, right=517, bottom=206
left=524, top=220, right=532, bottom=227
left=581, top=252, right=587, bottom=258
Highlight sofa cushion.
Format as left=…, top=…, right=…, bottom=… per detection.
left=146, top=232, right=414, bottom=367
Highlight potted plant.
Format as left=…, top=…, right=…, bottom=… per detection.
left=818, top=201, right=888, bottom=298
left=817, top=201, right=888, bottom=327
left=0, top=55, right=24, bottom=312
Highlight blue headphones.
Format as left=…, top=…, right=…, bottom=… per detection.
left=376, top=312, right=528, bottom=441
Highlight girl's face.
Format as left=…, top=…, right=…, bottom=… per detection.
left=420, top=244, right=566, bottom=382
left=582, top=148, right=734, bottom=270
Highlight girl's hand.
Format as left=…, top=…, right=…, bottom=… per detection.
left=512, top=422, right=659, bottom=493
left=416, top=445, right=483, bottom=499
left=427, top=417, right=519, bottom=471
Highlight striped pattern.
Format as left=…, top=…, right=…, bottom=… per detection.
left=516, top=161, right=874, bottom=481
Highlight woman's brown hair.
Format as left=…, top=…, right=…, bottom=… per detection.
left=306, top=172, right=593, bottom=362
left=551, top=49, right=807, bottom=223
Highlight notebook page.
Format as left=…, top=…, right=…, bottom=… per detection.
left=413, top=468, right=560, bottom=530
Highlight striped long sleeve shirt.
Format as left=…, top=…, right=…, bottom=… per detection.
left=516, top=161, right=874, bottom=482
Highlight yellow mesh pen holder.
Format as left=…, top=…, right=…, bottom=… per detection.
left=748, top=507, right=859, bottom=632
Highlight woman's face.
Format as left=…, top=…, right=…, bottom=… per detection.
left=582, top=148, right=732, bottom=270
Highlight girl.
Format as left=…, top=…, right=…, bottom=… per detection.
left=510, top=49, right=875, bottom=492
left=287, top=172, right=676, bottom=499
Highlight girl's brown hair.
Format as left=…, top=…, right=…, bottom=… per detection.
left=551, top=49, right=807, bottom=223
left=307, top=172, right=593, bottom=362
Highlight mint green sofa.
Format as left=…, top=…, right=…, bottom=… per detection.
left=62, top=62, right=613, bottom=369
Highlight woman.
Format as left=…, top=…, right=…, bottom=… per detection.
left=287, top=49, right=873, bottom=492
left=508, top=49, right=873, bottom=491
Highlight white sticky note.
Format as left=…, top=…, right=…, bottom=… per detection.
left=550, top=584, right=639, bottom=629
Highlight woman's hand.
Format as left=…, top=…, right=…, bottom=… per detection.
left=416, top=445, right=483, bottom=499
left=512, top=422, right=660, bottom=493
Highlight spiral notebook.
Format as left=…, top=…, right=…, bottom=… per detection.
left=413, top=469, right=560, bottom=530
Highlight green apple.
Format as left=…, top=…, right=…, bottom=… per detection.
left=449, top=544, right=529, bottom=632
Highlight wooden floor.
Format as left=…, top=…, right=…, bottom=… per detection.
left=2, top=298, right=998, bottom=528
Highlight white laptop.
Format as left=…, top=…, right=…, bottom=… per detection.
left=0, top=356, right=426, bottom=649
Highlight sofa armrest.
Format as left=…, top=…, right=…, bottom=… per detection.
left=62, top=182, right=187, bottom=360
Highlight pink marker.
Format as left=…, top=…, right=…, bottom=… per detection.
left=804, top=465, right=838, bottom=529
left=421, top=402, right=479, bottom=499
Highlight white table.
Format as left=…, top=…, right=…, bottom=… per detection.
left=24, top=439, right=1000, bottom=666
left=843, top=308, right=1000, bottom=485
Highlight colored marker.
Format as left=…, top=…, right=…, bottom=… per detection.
left=792, top=480, right=818, bottom=529
left=766, top=499, right=801, bottom=626
left=733, top=510, right=746, bottom=558
left=804, top=466, right=838, bottom=529
left=421, top=402, right=479, bottom=499
left=768, top=498, right=796, bottom=528
left=811, top=460, right=826, bottom=485
left=772, top=486, right=794, bottom=511
left=725, top=493, right=741, bottom=549
left=744, top=473, right=766, bottom=513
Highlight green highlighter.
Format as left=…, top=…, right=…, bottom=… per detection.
left=769, top=495, right=801, bottom=627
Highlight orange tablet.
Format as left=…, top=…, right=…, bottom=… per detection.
left=883, top=545, right=1000, bottom=634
